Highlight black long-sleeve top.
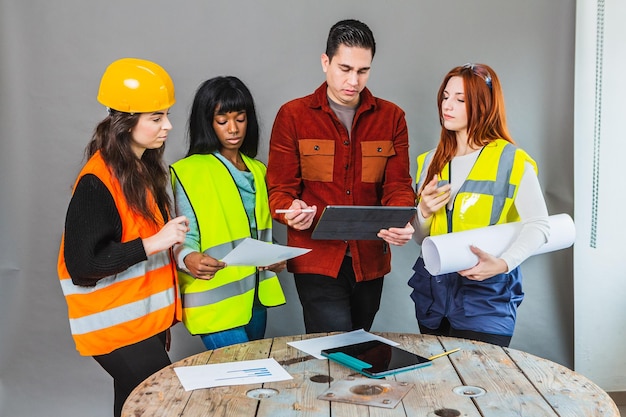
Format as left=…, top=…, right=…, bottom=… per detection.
left=63, top=174, right=149, bottom=287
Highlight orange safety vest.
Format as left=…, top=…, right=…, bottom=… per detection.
left=57, top=151, right=182, bottom=356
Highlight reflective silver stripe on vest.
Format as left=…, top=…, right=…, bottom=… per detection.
left=182, top=272, right=256, bottom=308
left=259, top=228, right=276, bottom=285
left=257, top=228, right=272, bottom=242
left=68, top=288, right=175, bottom=335
left=457, top=144, right=516, bottom=225
left=60, top=250, right=171, bottom=296
left=258, top=269, right=277, bottom=283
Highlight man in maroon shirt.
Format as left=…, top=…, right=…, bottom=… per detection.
left=267, top=19, right=416, bottom=333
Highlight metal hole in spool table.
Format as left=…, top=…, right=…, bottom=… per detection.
left=434, top=408, right=461, bottom=417
left=310, top=374, right=333, bottom=383
left=246, top=388, right=279, bottom=399
left=350, top=384, right=384, bottom=396
left=452, top=385, right=486, bottom=397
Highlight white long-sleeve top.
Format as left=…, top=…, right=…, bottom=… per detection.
left=413, top=149, right=550, bottom=272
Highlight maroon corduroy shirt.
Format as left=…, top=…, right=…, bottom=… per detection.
left=267, top=83, right=416, bottom=282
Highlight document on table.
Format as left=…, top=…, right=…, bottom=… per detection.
left=173, top=358, right=292, bottom=391
left=421, top=213, right=576, bottom=275
left=287, top=329, right=399, bottom=360
left=221, top=238, right=311, bottom=266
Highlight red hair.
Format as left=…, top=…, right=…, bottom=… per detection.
left=423, top=63, right=514, bottom=190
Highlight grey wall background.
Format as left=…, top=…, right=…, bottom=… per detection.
left=0, top=1, right=579, bottom=415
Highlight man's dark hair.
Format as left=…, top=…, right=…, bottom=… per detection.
left=325, top=19, right=376, bottom=61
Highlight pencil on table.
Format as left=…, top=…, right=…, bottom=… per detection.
left=428, top=348, right=460, bottom=361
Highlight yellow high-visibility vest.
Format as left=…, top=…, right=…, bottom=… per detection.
left=416, top=139, right=537, bottom=235
left=170, top=153, right=285, bottom=335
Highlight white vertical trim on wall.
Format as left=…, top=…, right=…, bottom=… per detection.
left=574, top=0, right=626, bottom=391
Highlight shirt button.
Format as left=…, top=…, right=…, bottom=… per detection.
left=346, top=190, right=351, bottom=195
left=377, top=147, right=382, bottom=152
left=343, top=141, right=349, bottom=146
left=314, top=145, right=320, bottom=151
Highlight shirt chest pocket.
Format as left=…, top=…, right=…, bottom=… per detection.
left=361, top=141, right=396, bottom=183
left=298, top=139, right=335, bottom=182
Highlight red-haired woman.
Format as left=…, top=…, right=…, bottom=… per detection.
left=409, top=63, right=550, bottom=347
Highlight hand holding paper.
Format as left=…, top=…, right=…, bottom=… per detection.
left=184, top=251, right=225, bottom=279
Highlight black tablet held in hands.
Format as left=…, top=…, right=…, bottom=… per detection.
left=311, top=205, right=417, bottom=240
left=321, top=340, right=431, bottom=378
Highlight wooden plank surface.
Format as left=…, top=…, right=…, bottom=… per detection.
left=257, top=334, right=331, bottom=417
left=122, top=349, right=213, bottom=416
left=441, top=337, right=559, bottom=416
left=180, top=337, right=273, bottom=417
left=122, top=333, right=619, bottom=417
left=505, top=347, right=620, bottom=417
left=390, top=333, right=482, bottom=417
left=326, top=337, right=406, bottom=417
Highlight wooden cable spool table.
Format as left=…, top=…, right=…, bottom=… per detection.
left=122, top=332, right=619, bottom=417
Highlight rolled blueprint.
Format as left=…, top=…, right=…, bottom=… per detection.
left=421, top=213, right=575, bottom=275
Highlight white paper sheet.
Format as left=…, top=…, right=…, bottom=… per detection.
left=220, top=238, right=311, bottom=266
left=287, top=329, right=399, bottom=360
left=173, top=358, right=292, bottom=391
left=421, top=213, right=576, bottom=275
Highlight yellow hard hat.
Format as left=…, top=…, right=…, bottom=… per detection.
left=97, top=58, right=175, bottom=113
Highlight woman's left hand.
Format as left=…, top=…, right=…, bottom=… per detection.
left=259, top=260, right=287, bottom=274
left=458, top=245, right=509, bottom=281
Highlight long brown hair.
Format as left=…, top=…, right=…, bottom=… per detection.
left=86, top=110, right=171, bottom=225
left=423, top=63, right=514, bottom=189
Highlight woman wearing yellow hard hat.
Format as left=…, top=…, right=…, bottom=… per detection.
left=57, top=58, right=189, bottom=417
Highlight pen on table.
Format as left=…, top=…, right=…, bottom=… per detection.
left=428, top=348, right=460, bottom=361
left=275, top=209, right=315, bottom=213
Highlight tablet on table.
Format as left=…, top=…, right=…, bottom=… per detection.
left=321, top=340, right=431, bottom=378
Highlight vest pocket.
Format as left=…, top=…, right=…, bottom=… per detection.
left=299, top=139, right=335, bottom=182
left=361, top=141, right=395, bottom=183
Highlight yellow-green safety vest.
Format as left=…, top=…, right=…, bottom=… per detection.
left=170, top=153, right=285, bottom=335
left=416, top=139, right=537, bottom=236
